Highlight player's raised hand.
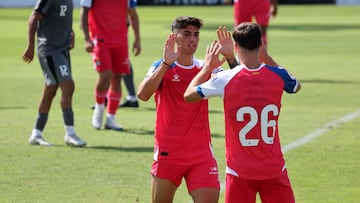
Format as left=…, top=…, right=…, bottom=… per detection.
left=217, top=26, right=234, bottom=59
left=204, top=40, right=225, bottom=71
left=163, top=33, right=181, bottom=65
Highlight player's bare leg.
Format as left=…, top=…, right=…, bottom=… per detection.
left=151, top=176, right=177, bottom=203
left=190, top=187, right=219, bottom=203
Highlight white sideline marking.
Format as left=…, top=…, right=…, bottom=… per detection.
left=217, top=109, right=360, bottom=194
left=282, top=109, right=360, bottom=153
left=188, top=109, right=360, bottom=202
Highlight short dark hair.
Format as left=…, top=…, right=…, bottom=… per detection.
left=232, top=22, right=262, bottom=51
left=171, top=16, right=203, bottom=32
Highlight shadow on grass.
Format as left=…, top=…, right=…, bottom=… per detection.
left=121, top=128, right=154, bottom=136
left=209, top=109, right=223, bottom=114
left=204, top=23, right=360, bottom=32
left=140, top=107, right=223, bottom=114
left=121, top=128, right=223, bottom=138
left=85, top=145, right=153, bottom=152
left=35, top=144, right=153, bottom=152
left=300, top=79, right=359, bottom=84
left=271, top=24, right=360, bottom=31
left=211, top=133, right=224, bottom=138
left=0, top=106, right=27, bottom=110
left=140, top=107, right=156, bottom=111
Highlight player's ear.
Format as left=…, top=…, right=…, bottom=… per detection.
left=234, top=43, right=239, bottom=52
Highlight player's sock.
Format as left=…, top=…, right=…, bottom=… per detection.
left=123, top=63, right=136, bottom=96
left=126, top=95, right=137, bottom=102
left=63, top=109, right=78, bottom=139
left=62, top=108, right=74, bottom=126
left=34, top=112, right=48, bottom=131
left=64, top=125, right=76, bottom=135
left=31, top=128, right=42, bottom=136
left=95, top=90, right=107, bottom=105
left=107, top=90, right=121, bottom=114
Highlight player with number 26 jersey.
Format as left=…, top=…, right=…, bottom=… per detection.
left=198, top=63, right=300, bottom=180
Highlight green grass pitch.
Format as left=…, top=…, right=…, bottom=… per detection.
left=0, top=4, right=359, bottom=203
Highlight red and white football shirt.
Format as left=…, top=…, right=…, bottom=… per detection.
left=198, top=64, right=299, bottom=180
left=80, top=0, right=131, bottom=47
left=146, top=58, right=218, bottom=165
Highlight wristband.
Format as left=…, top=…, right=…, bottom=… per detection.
left=162, top=61, right=172, bottom=67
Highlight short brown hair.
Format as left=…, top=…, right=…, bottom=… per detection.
left=232, top=22, right=262, bottom=51
left=171, top=16, right=203, bottom=32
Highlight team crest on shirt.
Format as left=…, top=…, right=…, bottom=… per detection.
left=172, top=74, right=180, bottom=82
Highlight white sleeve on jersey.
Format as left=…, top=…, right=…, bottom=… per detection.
left=199, top=66, right=241, bottom=99
left=80, top=0, right=92, bottom=8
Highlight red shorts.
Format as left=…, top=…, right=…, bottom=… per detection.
left=233, top=0, right=271, bottom=26
left=151, top=159, right=220, bottom=192
left=92, top=45, right=130, bottom=74
left=225, top=169, right=295, bottom=203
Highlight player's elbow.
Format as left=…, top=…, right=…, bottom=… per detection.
left=184, top=96, right=197, bottom=103
left=137, top=91, right=151, bottom=101
left=184, top=91, right=201, bottom=103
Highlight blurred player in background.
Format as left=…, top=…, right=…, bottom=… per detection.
left=225, top=0, right=278, bottom=67
left=22, top=0, right=86, bottom=147
left=137, top=16, right=220, bottom=203
left=80, top=0, right=139, bottom=130
left=90, top=2, right=141, bottom=109
left=119, top=3, right=141, bottom=108
left=227, top=0, right=278, bottom=47
left=184, top=22, right=300, bottom=203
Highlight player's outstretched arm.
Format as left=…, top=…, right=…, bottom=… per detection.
left=137, top=33, right=180, bottom=101
left=217, top=26, right=238, bottom=69
left=184, top=40, right=225, bottom=103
